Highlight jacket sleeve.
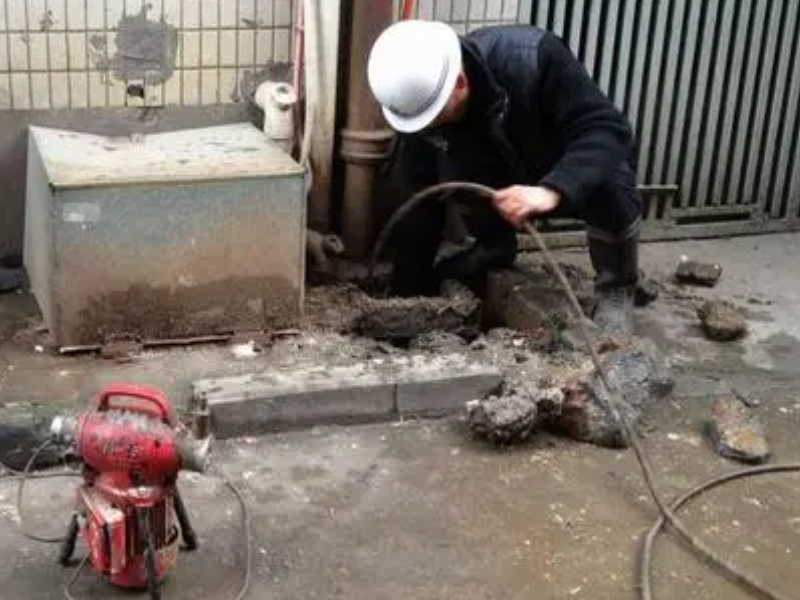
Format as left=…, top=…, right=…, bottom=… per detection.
left=536, top=32, right=634, bottom=214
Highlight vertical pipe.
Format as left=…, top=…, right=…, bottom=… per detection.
left=402, top=0, right=417, bottom=20
left=305, top=0, right=342, bottom=236
left=338, top=0, right=395, bottom=258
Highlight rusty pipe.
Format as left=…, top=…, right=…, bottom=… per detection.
left=338, top=0, right=395, bottom=258
left=401, top=0, right=417, bottom=20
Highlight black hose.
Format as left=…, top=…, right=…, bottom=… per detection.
left=639, top=463, right=800, bottom=600
left=372, top=181, right=792, bottom=600
left=368, top=181, right=495, bottom=282
left=62, top=554, right=89, bottom=600
left=206, top=468, right=252, bottom=600
left=16, top=439, right=77, bottom=543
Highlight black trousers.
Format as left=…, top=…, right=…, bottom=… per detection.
left=389, top=195, right=517, bottom=297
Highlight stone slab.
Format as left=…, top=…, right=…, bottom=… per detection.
left=194, top=354, right=502, bottom=438
left=395, top=355, right=502, bottom=417
left=485, top=270, right=568, bottom=333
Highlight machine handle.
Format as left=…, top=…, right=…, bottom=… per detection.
left=96, top=383, right=177, bottom=426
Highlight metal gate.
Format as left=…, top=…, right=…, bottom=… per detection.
left=400, top=0, right=800, bottom=241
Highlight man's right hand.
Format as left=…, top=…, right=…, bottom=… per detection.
left=492, top=185, right=561, bottom=229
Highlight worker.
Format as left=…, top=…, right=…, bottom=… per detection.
left=367, top=21, right=641, bottom=336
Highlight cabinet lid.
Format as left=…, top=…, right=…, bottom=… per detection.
left=30, top=123, right=304, bottom=189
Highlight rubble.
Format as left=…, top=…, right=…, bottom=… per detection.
left=708, top=395, right=770, bottom=464
left=409, top=331, right=468, bottom=353
left=466, top=393, right=538, bottom=444
left=675, top=259, right=723, bottom=287
left=549, top=338, right=674, bottom=448
left=697, top=300, right=747, bottom=341
left=353, top=280, right=481, bottom=341
left=467, top=336, right=674, bottom=449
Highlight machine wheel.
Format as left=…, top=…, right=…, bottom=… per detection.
left=136, top=509, right=161, bottom=600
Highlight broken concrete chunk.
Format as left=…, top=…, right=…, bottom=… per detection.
left=708, top=395, right=770, bottom=464
left=467, top=394, right=538, bottom=445
left=676, top=259, right=723, bottom=287
left=548, top=338, right=675, bottom=448
left=467, top=334, right=673, bottom=449
left=466, top=377, right=564, bottom=445
left=698, top=300, right=747, bottom=341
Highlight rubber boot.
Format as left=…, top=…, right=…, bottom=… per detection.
left=588, top=234, right=639, bottom=338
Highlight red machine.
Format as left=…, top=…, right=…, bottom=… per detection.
left=51, top=384, right=210, bottom=600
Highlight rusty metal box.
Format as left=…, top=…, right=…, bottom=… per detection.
left=24, top=123, right=306, bottom=349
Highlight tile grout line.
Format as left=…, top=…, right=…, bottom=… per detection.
left=63, top=0, right=72, bottom=107
left=179, top=0, right=184, bottom=105
left=3, top=0, right=13, bottom=109
left=23, top=0, right=33, bottom=109
left=104, top=0, right=110, bottom=107
left=216, top=0, right=221, bottom=104
left=45, top=0, right=54, bottom=109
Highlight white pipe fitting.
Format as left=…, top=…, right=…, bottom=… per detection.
left=254, top=81, right=298, bottom=154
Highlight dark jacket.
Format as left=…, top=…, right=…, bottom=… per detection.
left=377, top=25, right=640, bottom=236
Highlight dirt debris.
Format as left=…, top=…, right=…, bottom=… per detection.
left=301, top=283, right=366, bottom=332
left=100, top=338, right=143, bottom=362
left=353, top=280, right=481, bottom=342
left=708, top=395, right=770, bottom=464
left=698, top=300, right=747, bottom=341
left=302, top=278, right=480, bottom=343
left=302, top=278, right=678, bottom=451
left=409, top=331, right=468, bottom=353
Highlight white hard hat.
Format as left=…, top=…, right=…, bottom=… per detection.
left=367, top=20, right=462, bottom=133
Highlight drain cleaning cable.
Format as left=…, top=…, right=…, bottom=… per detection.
left=370, top=181, right=800, bottom=600
left=10, top=439, right=252, bottom=600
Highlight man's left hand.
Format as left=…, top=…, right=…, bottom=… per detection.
left=492, top=185, right=561, bottom=228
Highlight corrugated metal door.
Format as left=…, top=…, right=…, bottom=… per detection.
left=528, top=0, right=800, bottom=240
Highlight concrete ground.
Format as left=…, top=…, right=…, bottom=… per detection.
left=1, top=232, right=800, bottom=599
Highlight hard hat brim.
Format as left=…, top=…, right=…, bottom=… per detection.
left=380, top=26, right=462, bottom=134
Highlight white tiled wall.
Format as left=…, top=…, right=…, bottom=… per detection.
left=0, top=0, right=531, bottom=111
left=392, top=0, right=531, bottom=33
left=0, top=0, right=295, bottom=110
